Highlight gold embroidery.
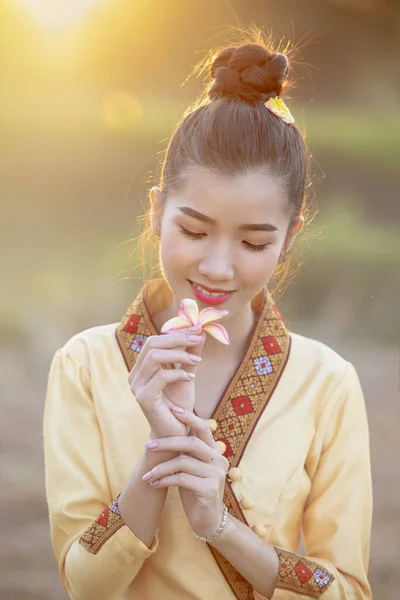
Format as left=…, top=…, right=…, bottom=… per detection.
left=274, top=548, right=335, bottom=596
left=79, top=496, right=123, bottom=555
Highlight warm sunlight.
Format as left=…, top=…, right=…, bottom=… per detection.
left=15, top=0, right=105, bottom=29
left=101, top=92, right=144, bottom=132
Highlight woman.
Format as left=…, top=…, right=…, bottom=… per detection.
left=43, top=35, right=372, bottom=600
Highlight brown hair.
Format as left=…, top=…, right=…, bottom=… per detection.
left=136, top=29, right=316, bottom=299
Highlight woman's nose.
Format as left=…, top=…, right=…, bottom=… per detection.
left=197, top=244, right=235, bottom=282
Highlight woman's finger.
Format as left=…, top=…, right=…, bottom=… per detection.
left=138, top=348, right=202, bottom=387
left=145, top=435, right=219, bottom=462
left=149, top=472, right=211, bottom=492
left=135, top=368, right=194, bottom=404
left=171, top=407, right=220, bottom=450
left=181, top=331, right=206, bottom=374
left=142, top=454, right=220, bottom=484
left=128, top=330, right=203, bottom=383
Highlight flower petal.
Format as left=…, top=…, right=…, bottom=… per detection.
left=197, top=307, right=229, bottom=326
left=178, top=299, right=199, bottom=326
left=202, top=323, right=230, bottom=345
left=264, top=97, right=295, bottom=125
left=160, top=316, right=191, bottom=333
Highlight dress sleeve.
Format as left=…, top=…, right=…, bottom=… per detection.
left=254, top=361, right=373, bottom=600
left=43, top=349, right=159, bottom=600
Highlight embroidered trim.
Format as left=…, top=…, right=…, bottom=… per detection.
left=79, top=495, right=124, bottom=554
left=274, top=548, right=335, bottom=597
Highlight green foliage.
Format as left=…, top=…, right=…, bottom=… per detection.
left=308, top=199, right=399, bottom=262
left=284, top=200, right=400, bottom=343
left=305, top=109, right=400, bottom=169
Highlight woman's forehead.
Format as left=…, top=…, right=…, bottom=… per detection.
left=169, top=167, right=288, bottom=223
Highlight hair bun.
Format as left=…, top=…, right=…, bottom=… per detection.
left=209, top=43, right=288, bottom=104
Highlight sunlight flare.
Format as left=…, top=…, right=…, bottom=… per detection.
left=15, top=0, right=105, bottom=29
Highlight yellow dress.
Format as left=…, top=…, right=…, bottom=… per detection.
left=43, top=278, right=372, bottom=599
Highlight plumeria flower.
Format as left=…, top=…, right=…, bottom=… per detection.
left=264, top=97, right=295, bottom=124
left=161, top=298, right=230, bottom=345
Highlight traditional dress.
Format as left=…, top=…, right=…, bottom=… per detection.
left=43, top=278, right=372, bottom=600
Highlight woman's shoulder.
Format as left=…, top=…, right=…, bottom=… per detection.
left=288, top=332, right=364, bottom=416
left=58, top=322, right=120, bottom=371
left=289, top=331, right=350, bottom=379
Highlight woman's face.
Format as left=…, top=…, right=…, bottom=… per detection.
left=152, top=166, right=302, bottom=323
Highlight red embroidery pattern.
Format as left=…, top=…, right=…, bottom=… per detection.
left=261, top=335, right=281, bottom=354
left=79, top=495, right=123, bottom=554
left=275, top=548, right=335, bottom=596
left=232, top=396, right=254, bottom=416
left=123, top=314, right=140, bottom=334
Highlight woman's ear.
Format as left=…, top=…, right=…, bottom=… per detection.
left=284, top=215, right=304, bottom=253
left=150, top=187, right=163, bottom=237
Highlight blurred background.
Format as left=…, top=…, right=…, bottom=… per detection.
left=1, top=1, right=399, bottom=598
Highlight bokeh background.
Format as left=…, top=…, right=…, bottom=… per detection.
left=1, top=1, right=399, bottom=599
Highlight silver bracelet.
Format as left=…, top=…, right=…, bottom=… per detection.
left=193, top=504, right=229, bottom=543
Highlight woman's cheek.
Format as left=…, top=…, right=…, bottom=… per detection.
left=160, top=232, right=194, bottom=267
left=227, top=251, right=275, bottom=310
left=244, top=249, right=278, bottom=283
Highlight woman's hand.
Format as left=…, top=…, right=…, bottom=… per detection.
left=142, top=407, right=229, bottom=539
left=128, top=328, right=205, bottom=439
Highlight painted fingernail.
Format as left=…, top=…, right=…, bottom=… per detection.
left=189, top=354, right=201, bottom=362
left=171, top=405, right=185, bottom=414
left=188, top=334, right=202, bottom=342
left=142, top=471, right=153, bottom=481
left=144, top=440, right=158, bottom=448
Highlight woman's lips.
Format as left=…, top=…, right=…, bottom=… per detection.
left=189, top=281, right=234, bottom=306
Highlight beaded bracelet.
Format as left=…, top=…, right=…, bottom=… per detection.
left=193, top=504, right=229, bottom=543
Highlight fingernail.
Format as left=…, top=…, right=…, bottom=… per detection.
left=150, top=481, right=160, bottom=486
left=189, top=354, right=201, bottom=362
left=144, top=440, right=158, bottom=448
left=188, top=334, right=202, bottom=342
left=142, top=471, right=153, bottom=481
left=189, top=325, right=202, bottom=332
left=171, top=405, right=185, bottom=414
left=186, top=372, right=196, bottom=379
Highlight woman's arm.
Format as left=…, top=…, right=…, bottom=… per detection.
left=210, top=514, right=279, bottom=598
left=211, top=361, right=373, bottom=599
left=44, top=348, right=178, bottom=600
left=118, top=447, right=178, bottom=548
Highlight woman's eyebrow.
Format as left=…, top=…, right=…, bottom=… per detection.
left=177, top=206, right=279, bottom=232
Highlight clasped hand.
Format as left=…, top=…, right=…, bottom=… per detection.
left=128, top=326, right=229, bottom=538
left=142, top=407, right=230, bottom=539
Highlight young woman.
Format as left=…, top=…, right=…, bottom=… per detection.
left=44, top=37, right=372, bottom=600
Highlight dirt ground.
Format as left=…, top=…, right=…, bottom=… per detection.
left=1, top=331, right=398, bottom=600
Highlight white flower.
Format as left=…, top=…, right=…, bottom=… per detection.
left=161, top=298, right=230, bottom=345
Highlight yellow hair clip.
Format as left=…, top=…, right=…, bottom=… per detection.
left=264, top=97, right=295, bottom=124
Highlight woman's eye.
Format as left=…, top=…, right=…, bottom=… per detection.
left=178, top=225, right=271, bottom=252
left=243, top=241, right=271, bottom=252
left=178, top=225, right=205, bottom=240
